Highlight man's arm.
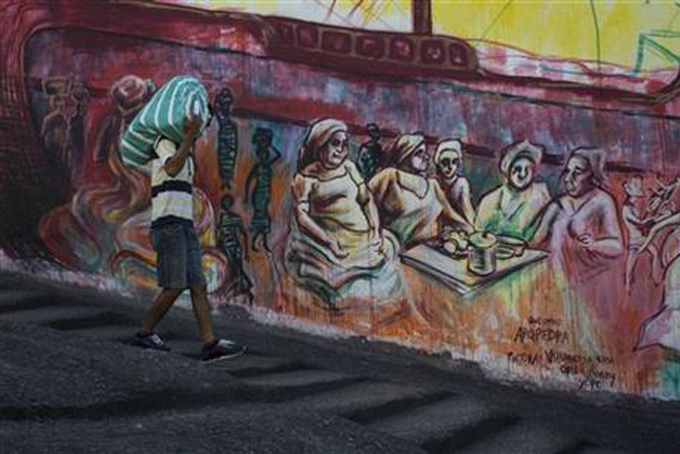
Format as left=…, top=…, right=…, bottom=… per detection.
left=164, top=115, right=201, bottom=177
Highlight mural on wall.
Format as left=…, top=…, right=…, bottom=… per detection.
left=7, top=0, right=680, bottom=400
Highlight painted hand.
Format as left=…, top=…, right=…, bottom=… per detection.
left=329, top=237, right=349, bottom=259
left=578, top=234, right=595, bottom=248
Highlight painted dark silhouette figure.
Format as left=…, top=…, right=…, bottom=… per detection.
left=244, top=127, right=281, bottom=252
left=357, top=123, right=382, bottom=181
left=215, top=87, right=238, bottom=190
left=217, top=195, right=254, bottom=305
left=41, top=78, right=71, bottom=194
left=68, top=82, right=89, bottom=182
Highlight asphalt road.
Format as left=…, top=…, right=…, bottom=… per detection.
left=0, top=271, right=678, bottom=453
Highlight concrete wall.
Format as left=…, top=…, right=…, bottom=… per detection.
left=4, top=1, right=680, bottom=400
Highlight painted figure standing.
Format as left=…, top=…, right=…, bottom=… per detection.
left=244, top=127, right=281, bottom=252
left=217, top=195, right=254, bottom=305
left=622, top=176, right=662, bottom=289
left=215, top=87, right=239, bottom=190
left=357, top=123, right=382, bottom=181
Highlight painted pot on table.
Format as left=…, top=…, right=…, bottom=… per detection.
left=468, top=231, right=497, bottom=276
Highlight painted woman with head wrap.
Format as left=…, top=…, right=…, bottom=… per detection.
left=284, top=118, right=402, bottom=305
left=368, top=133, right=474, bottom=249
left=476, top=140, right=551, bottom=240
left=531, top=147, right=624, bottom=283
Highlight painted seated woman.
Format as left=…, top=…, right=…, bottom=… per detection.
left=368, top=134, right=474, bottom=249
left=284, top=118, right=402, bottom=306
left=531, top=147, right=624, bottom=284
left=476, top=140, right=551, bottom=241
left=434, top=139, right=476, bottom=226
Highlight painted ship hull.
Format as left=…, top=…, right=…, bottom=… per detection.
left=1, top=0, right=679, bottom=249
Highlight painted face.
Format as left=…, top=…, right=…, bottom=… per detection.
left=367, top=125, right=380, bottom=141
left=508, top=156, right=535, bottom=191
left=437, top=149, right=461, bottom=181
left=563, top=155, right=592, bottom=197
left=319, top=131, right=348, bottom=170
left=254, top=130, right=272, bottom=149
left=214, top=90, right=233, bottom=122
left=409, top=143, right=430, bottom=174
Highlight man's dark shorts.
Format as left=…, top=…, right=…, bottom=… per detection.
left=151, top=223, right=206, bottom=289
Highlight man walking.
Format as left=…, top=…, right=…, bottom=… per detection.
left=134, top=114, right=246, bottom=361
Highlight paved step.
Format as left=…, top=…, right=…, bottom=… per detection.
left=454, top=420, right=578, bottom=454
left=368, top=394, right=512, bottom=449
left=242, top=369, right=364, bottom=401
left=69, top=324, right=137, bottom=341
left=289, top=380, right=434, bottom=417
left=347, top=388, right=454, bottom=424
left=167, top=339, right=215, bottom=359
left=0, top=306, right=109, bottom=326
left=579, top=448, right=631, bottom=454
left=208, top=355, right=305, bottom=378
left=0, top=291, right=71, bottom=314
left=46, top=310, right=134, bottom=331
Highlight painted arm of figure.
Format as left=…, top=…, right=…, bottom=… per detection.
left=360, top=190, right=381, bottom=239
left=244, top=166, right=257, bottom=205
left=350, top=164, right=381, bottom=241
left=267, top=146, right=282, bottom=165
left=624, top=207, right=656, bottom=227
left=528, top=201, right=560, bottom=248
left=433, top=181, right=474, bottom=234
left=216, top=214, right=223, bottom=245
left=367, top=168, right=391, bottom=203
left=458, top=178, right=476, bottom=226
left=293, top=175, right=348, bottom=258
left=238, top=223, right=250, bottom=261
left=356, top=144, right=368, bottom=175
left=578, top=197, right=624, bottom=258
left=165, top=115, right=201, bottom=177
left=641, top=211, right=680, bottom=252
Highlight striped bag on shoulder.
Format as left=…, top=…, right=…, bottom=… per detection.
left=121, top=75, right=209, bottom=166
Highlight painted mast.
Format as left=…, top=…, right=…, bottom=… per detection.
left=412, top=0, right=433, bottom=35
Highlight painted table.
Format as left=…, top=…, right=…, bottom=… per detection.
left=401, top=244, right=548, bottom=298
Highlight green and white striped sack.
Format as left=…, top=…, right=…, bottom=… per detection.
left=121, top=76, right=209, bottom=166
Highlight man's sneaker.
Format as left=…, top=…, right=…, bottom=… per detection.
left=201, top=339, right=246, bottom=362
left=133, top=332, right=171, bottom=351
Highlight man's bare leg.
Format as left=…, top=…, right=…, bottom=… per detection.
left=190, top=284, right=216, bottom=345
left=141, top=287, right=183, bottom=334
